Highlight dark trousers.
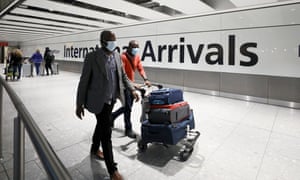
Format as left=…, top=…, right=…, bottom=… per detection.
left=112, top=89, right=133, bottom=130
left=92, top=103, right=117, bottom=175
left=34, top=63, right=41, bottom=75
left=45, top=63, right=53, bottom=75
left=13, top=64, right=22, bottom=79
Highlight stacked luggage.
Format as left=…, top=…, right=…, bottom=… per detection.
left=138, top=87, right=199, bottom=161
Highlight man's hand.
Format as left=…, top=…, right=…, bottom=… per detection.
left=133, top=83, right=142, bottom=89
left=132, top=90, right=140, bottom=102
left=144, top=80, right=151, bottom=87
left=76, top=106, right=85, bottom=120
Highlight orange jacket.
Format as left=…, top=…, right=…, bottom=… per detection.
left=121, top=52, right=146, bottom=82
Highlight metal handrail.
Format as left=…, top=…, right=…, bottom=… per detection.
left=0, top=75, right=72, bottom=180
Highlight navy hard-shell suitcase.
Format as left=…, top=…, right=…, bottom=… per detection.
left=141, top=111, right=195, bottom=145
left=149, top=88, right=183, bottom=105
left=148, top=101, right=190, bottom=124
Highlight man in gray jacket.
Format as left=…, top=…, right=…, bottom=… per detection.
left=76, top=30, right=139, bottom=180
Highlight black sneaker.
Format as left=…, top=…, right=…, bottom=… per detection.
left=125, top=130, right=136, bottom=139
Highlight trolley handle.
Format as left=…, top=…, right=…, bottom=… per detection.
left=135, top=83, right=163, bottom=90
left=151, top=83, right=163, bottom=89
left=135, top=83, right=163, bottom=98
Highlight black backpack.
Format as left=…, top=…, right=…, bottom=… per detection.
left=50, top=54, right=55, bottom=62
left=46, top=53, right=54, bottom=63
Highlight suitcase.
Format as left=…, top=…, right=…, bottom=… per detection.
left=148, top=101, right=190, bottom=124
left=149, top=88, right=183, bottom=105
left=142, top=111, right=195, bottom=145
left=40, top=64, right=45, bottom=76
left=52, top=63, right=59, bottom=74
left=22, top=63, right=33, bottom=77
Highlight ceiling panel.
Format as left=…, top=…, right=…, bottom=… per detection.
left=11, top=8, right=107, bottom=27
left=0, top=29, right=58, bottom=35
left=0, top=20, right=76, bottom=32
left=229, top=0, right=279, bottom=7
left=0, top=29, right=49, bottom=34
left=78, top=0, right=170, bottom=20
left=0, top=34, right=52, bottom=41
left=0, top=32, right=55, bottom=37
left=2, top=14, right=96, bottom=30
left=23, top=0, right=139, bottom=24
left=0, top=0, right=295, bottom=43
left=156, top=0, right=214, bottom=15
left=0, top=24, right=68, bottom=34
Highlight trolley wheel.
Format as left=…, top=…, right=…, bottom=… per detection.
left=138, top=140, right=147, bottom=152
left=179, top=147, right=194, bottom=161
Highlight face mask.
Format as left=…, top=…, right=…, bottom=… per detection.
left=105, top=41, right=116, bottom=52
left=131, top=48, right=139, bottom=56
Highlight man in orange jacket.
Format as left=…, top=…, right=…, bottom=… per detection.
left=112, top=40, right=151, bottom=138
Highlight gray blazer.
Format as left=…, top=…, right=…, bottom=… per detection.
left=76, top=48, right=134, bottom=114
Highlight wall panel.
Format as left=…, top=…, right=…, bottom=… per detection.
left=24, top=2, right=300, bottom=109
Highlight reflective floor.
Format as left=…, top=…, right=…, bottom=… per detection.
left=1, top=70, right=300, bottom=180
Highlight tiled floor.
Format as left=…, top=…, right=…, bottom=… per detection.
left=0, top=70, right=300, bottom=180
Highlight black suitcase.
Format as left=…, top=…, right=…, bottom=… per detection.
left=148, top=101, right=190, bottom=124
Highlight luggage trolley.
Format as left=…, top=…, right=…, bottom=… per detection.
left=4, top=63, right=14, bottom=81
left=136, top=84, right=200, bottom=161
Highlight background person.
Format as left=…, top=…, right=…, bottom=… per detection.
left=112, top=40, right=151, bottom=138
left=75, top=30, right=139, bottom=180
left=10, top=48, right=23, bottom=80
left=44, top=47, right=54, bottom=75
left=30, top=49, right=43, bottom=76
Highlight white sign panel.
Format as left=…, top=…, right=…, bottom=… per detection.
left=20, top=3, right=300, bottom=78
left=22, top=27, right=300, bottom=78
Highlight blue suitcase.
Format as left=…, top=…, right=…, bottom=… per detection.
left=141, top=111, right=195, bottom=145
left=149, top=88, right=183, bottom=105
